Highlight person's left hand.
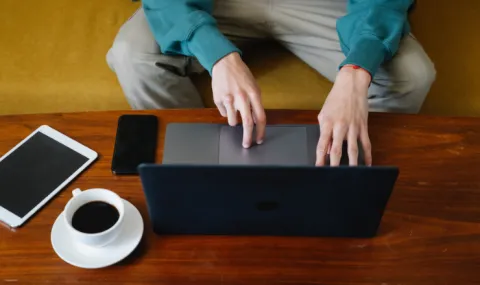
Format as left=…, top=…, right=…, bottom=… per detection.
left=315, top=65, right=373, bottom=166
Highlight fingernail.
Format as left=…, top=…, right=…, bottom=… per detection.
left=257, top=140, right=263, bottom=145
left=243, top=143, right=249, bottom=149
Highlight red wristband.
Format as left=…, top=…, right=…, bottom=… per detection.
left=341, top=64, right=372, bottom=80
left=342, top=64, right=364, bottom=71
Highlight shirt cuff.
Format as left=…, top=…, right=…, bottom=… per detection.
left=339, top=36, right=387, bottom=78
left=187, top=24, right=241, bottom=74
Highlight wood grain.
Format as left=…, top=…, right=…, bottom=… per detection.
left=0, top=109, right=479, bottom=285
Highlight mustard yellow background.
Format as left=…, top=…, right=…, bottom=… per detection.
left=0, top=0, right=479, bottom=116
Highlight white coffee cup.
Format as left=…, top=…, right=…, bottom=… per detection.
left=63, top=188, right=125, bottom=247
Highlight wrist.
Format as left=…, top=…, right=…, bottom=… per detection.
left=337, top=65, right=371, bottom=89
left=212, top=52, right=241, bottom=73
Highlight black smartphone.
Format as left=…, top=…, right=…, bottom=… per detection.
left=111, top=115, right=158, bottom=175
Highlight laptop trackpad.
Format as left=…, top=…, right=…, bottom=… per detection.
left=219, top=126, right=308, bottom=165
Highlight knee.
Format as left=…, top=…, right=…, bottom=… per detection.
left=400, top=57, right=436, bottom=113
left=107, top=9, right=154, bottom=72
left=106, top=34, right=137, bottom=71
left=388, top=39, right=437, bottom=113
left=407, top=56, right=436, bottom=96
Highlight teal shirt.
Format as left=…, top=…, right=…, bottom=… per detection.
left=142, top=0, right=414, bottom=77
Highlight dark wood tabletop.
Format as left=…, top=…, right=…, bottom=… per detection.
left=0, top=109, right=479, bottom=285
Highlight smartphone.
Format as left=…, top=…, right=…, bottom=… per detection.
left=111, top=115, right=158, bottom=175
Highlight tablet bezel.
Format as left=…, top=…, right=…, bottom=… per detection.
left=0, top=125, right=97, bottom=228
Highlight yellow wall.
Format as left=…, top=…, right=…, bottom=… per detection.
left=411, top=0, right=480, bottom=116
left=0, top=0, right=135, bottom=115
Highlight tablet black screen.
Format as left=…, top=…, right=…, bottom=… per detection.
left=0, top=132, right=88, bottom=218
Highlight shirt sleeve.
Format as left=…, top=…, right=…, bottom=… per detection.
left=336, top=0, right=414, bottom=77
left=142, top=0, right=240, bottom=74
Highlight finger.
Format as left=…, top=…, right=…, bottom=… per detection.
left=250, top=92, right=266, bottom=144
left=236, top=95, right=254, bottom=148
left=347, top=128, right=359, bottom=166
left=215, top=101, right=227, bottom=117
left=329, top=124, right=348, bottom=166
left=316, top=122, right=332, bottom=166
left=224, top=95, right=237, bottom=126
left=360, top=127, right=372, bottom=166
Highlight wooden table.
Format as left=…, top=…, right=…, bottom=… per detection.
left=0, top=109, right=479, bottom=284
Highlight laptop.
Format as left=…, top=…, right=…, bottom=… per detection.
left=138, top=123, right=399, bottom=238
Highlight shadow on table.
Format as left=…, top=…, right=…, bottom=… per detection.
left=116, top=232, right=148, bottom=266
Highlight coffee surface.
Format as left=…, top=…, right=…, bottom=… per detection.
left=72, top=201, right=119, bottom=233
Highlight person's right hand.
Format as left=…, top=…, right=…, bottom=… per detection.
left=211, top=52, right=266, bottom=148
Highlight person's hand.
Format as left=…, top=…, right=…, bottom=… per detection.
left=211, top=52, right=266, bottom=148
left=316, top=65, right=373, bottom=166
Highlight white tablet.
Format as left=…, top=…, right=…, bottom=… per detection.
left=0, top=125, right=98, bottom=228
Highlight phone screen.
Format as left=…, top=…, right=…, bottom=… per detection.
left=111, top=115, right=158, bottom=174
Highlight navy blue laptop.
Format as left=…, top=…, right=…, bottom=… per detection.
left=138, top=164, right=398, bottom=238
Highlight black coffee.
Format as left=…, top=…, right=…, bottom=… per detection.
left=71, top=201, right=119, bottom=234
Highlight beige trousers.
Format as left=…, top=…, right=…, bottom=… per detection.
left=107, top=1, right=436, bottom=113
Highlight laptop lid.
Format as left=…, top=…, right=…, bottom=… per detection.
left=138, top=164, right=398, bottom=238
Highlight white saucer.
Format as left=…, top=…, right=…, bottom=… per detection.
left=51, top=199, right=144, bottom=269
